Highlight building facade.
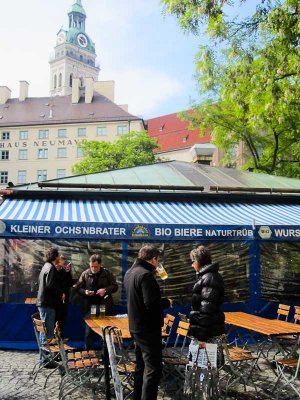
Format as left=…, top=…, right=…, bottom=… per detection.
left=0, top=1, right=144, bottom=187
left=147, top=112, right=245, bottom=167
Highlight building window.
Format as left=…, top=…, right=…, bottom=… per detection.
left=97, top=126, right=107, bottom=136
left=0, top=151, right=9, bottom=160
left=57, top=148, right=67, bottom=158
left=56, top=169, right=66, bottom=179
left=0, top=171, right=8, bottom=184
left=77, top=147, right=84, bottom=158
left=78, top=128, right=86, bottom=137
left=39, top=129, right=49, bottom=139
left=1, top=132, right=10, bottom=140
left=58, top=129, right=67, bottom=138
left=37, top=170, right=47, bottom=182
left=19, top=149, right=28, bottom=160
left=38, top=148, right=48, bottom=159
left=17, top=170, right=27, bottom=184
left=54, top=74, right=57, bottom=89
left=59, top=73, right=62, bottom=87
left=117, top=125, right=128, bottom=135
left=69, top=74, right=73, bottom=87
left=19, top=130, right=28, bottom=140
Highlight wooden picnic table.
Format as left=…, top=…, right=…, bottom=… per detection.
left=85, top=316, right=132, bottom=339
left=225, top=312, right=300, bottom=336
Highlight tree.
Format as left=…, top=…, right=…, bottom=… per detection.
left=72, top=131, right=160, bottom=175
left=162, top=0, right=300, bottom=177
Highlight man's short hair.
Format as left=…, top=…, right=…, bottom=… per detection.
left=138, top=245, right=160, bottom=261
left=45, top=247, right=59, bottom=263
left=190, top=245, right=212, bottom=266
left=89, top=254, right=102, bottom=264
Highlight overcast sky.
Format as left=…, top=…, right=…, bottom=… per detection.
left=0, top=0, right=257, bottom=119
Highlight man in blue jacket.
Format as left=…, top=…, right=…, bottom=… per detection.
left=124, top=245, right=172, bottom=400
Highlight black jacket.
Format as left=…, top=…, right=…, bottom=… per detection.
left=36, top=262, right=64, bottom=308
left=124, top=258, right=170, bottom=334
left=74, top=267, right=118, bottom=315
left=188, top=262, right=225, bottom=341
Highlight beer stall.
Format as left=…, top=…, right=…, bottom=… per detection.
left=0, top=161, right=299, bottom=348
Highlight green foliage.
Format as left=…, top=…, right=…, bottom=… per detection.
left=72, top=131, right=160, bottom=175
left=162, top=0, right=300, bottom=177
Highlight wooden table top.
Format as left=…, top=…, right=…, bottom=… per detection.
left=225, top=311, right=300, bottom=336
left=85, top=316, right=132, bottom=339
left=85, top=315, right=169, bottom=340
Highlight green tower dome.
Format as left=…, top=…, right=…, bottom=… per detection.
left=68, top=0, right=86, bottom=16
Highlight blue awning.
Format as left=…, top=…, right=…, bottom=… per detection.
left=0, top=198, right=299, bottom=241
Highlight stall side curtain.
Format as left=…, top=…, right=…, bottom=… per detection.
left=260, top=242, right=300, bottom=301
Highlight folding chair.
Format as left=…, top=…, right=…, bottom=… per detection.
left=277, top=304, right=291, bottom=321
left=161, top=321, right=190, bottom=398
left=162, top=313, right=176, bottom=348
left=267, top=308, right=300, bottom=358
left=219, top=335, right=258, bottom=399
left=54, top=322, right=104, bottom=400
left=31, top=312, right=73, bottom=388
left=107, top=326, right=136, bottom=400
left=163, top=320, right=190, bottom=358
left=274, top=350, right=300, bottom=399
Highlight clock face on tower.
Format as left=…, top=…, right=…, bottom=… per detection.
left=77, top=33, right=88, bottom=48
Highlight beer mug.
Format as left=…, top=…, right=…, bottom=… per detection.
left=157, top=263, right=168, bottom=280
left=90, top=304, right=97, bottom=318
left=99, top=305, right=105, bottom=318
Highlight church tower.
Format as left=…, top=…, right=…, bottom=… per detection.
left=49, top=0, right=100, bottom=96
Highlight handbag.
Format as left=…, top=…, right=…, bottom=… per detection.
left=183, top=344, right=220, bottom=399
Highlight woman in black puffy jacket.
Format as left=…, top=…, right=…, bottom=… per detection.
left=188, top=245, right=225, bottom=364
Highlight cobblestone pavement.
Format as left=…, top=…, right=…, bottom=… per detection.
left=0, top=349, right=297, bottom=400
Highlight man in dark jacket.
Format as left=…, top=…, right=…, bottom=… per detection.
left=36, top=247, right=64, bottom=366
left=74, top=253, right=118, bottom=349
left=124, top=245, right=172, bottom=400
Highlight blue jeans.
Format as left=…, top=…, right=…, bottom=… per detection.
left=38, top=306, right=56, bottom=363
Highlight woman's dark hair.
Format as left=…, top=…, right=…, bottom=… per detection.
left=45, top=247, right=59, bottom=263
left=138, top=245, right=160, bottom=261
left=190, top=245, right=212, bottom=266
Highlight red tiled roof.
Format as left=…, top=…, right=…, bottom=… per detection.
left=0, top=93, right=141, bottom=127
left=147, top=112, right=211, bottom=152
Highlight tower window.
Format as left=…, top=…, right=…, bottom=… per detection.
left=37, top=148, right=48, bottom=159
left=1, top=132, right=10, bottom=140
left=0, top=151, right=9, bottom=160
left=37, top=170, right=47, bottom=182
left=78, top=128, right=86, bottom=137
left=117, top=125, right=128, bottom=135
left=0, top=171, right=8, bottom=184
left=18, top=170, right=27, bottom=184
left=39, top=129, right=49, bottom=139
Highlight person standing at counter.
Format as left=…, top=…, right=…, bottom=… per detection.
left=73, top=253, right=118, bottom=350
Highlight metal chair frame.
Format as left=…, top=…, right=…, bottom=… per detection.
left=274, top=350, right=300, bottom=399
left=219, top=335, right=259, bottom=399
left=31, top=312, right=63, bottom=387
left=54, top=322, right=104, bottom=400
